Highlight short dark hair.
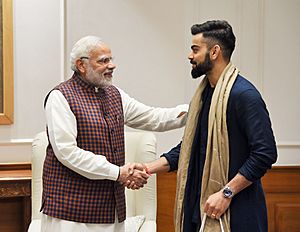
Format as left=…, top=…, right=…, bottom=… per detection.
left=191, top=20, right=236, bottom=60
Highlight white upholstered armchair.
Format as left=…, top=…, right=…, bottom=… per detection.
left=28, top=131, right=157, bottom=232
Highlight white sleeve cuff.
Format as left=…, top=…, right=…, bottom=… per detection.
left=109, top=164, right=120, bottom=181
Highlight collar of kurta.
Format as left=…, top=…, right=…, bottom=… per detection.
left=74, top=72, right=108, bottom=97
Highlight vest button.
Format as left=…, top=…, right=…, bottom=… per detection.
left=111, top=129, right=114, bottom=134
left=114, top=148, right=117, bottom=153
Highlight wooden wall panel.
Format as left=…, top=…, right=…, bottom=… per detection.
left=157, top=172, right=177, bottom=232
left=157, top=166, right=300, bottom=232
left=274, top=203, right=300, bottom=232
left=262, top=166, right=300, bottom=232
left=0, top=198, right=25, bottom=232
left=0, top=163, right=31, bottom=232
left=0, top=164, right=299, bottom=232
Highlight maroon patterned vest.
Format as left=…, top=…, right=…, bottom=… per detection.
left=41, top=73, right=126, bottom=223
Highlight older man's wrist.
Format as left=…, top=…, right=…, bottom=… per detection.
left=109, top=164, right=120, bottom=181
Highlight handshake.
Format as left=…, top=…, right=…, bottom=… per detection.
left=117, top=163, right=151, bottom=190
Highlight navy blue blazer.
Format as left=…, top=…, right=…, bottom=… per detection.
left=163, top=75, right=277, bottom=232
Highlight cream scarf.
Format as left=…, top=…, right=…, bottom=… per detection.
left=174, top=63, right=239, bottom=232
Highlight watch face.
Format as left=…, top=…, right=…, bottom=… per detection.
left=223, top=187, right=233, bottom=198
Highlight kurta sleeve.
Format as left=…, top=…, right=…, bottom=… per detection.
left=118, top=87, right=188, bottom=131
left=235, top=89, right=277, bottom=182
left=45, top=90, right=120, bottom=181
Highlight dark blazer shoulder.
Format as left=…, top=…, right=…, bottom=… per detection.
left=230, top=75, right=262, bottom=100
left=231, top=75, right=258, bottom=93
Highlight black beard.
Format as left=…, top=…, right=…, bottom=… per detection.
left=191, top=53, right=213, bottom=79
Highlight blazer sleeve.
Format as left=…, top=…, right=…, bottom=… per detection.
left=161, top=142, right=182, bottom=172
left=236, top=89, right=277, bottom=182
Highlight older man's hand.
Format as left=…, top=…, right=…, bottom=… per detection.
left=118, top=163, right=150, bottom=190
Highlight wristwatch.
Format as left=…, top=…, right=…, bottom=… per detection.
left=222, top=186, right=234, bottom=198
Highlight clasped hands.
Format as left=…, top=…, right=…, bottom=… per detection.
left=117, top=163, right=150, bottom=190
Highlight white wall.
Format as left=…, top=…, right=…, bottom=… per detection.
left=263, top=0, right=300, bottom=164
left=65, top=0, right=188, bottom=156
left=184, top=0, right=300, bottom=165
left=0, top=0, right=64, bottom=162
left=0, top=0, right=299, bottom=166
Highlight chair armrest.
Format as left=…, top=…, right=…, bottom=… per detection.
left=139, top=220, right=156, bottom=232
left=28, top=219, right=41, bottom=232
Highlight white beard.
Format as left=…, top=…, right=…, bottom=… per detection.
left=85, top=66, right=112, bottom=87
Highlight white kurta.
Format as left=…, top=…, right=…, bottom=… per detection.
left=42, top=87, right=188, bottom=232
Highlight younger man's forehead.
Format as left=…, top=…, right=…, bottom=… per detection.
left=191, top=33, right=208, bottom=48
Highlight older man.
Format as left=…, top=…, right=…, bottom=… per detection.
left=41, top=36, right=188, bottom=232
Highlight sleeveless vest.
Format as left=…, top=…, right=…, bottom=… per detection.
left=41, top=73, right=126, bottom=223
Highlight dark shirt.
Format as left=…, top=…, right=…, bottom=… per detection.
left=184, top=84, right=214, bottom=230
left=162, top=75, right=277, bottom=232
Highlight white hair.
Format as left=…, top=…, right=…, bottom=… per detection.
left=70, top=36, right=103, bottom=72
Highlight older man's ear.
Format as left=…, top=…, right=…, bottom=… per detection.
left=75, top=59, right=86, bottom=75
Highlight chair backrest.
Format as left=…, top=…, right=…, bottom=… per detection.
left=124, top=132, right=157, bottom=222
left=31, top=131, right=157, bottom=222
left=31, top=131, right=48, bottom=220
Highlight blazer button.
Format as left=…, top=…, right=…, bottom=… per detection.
left=111, top=129, right=114, bottom=134
left=114, top=148, right=118, bottom=153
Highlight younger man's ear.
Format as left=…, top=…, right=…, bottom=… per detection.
left=210, top=45, right=221, bottom=60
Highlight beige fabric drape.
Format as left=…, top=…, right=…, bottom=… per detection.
left=174, top=63, right=239, bottom=232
